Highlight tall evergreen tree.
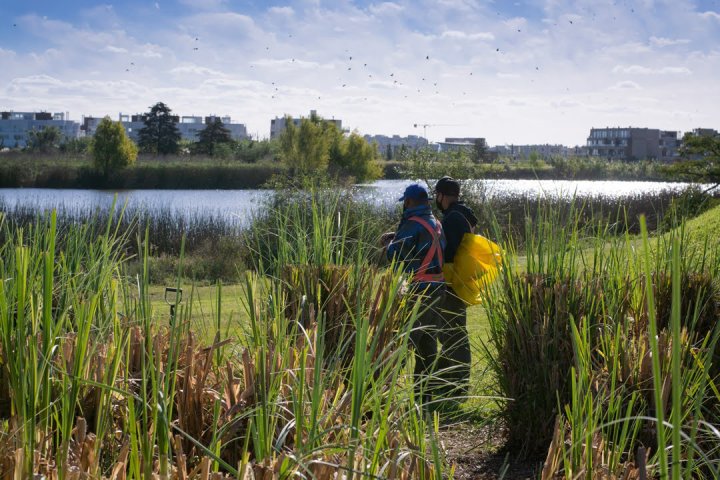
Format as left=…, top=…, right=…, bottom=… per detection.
left=385, top=143, right=393, bottom=160
left=194, top=118, right=234, bottom=155
left=137, top=102, right=181, bottom=155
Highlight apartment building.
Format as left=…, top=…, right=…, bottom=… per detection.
left=586, top=127, right=665, bottom=161
left=436, top=137, right=486, bottom=153
left=0, top=111, right=80, bottom=148
left=363, top=134, right=428, bottom=158
left=81, top=114, right=248, bottom=142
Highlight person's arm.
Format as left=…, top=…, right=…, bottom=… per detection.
left=386, top=220, right=418, bottom=262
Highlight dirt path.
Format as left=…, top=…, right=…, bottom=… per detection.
left=439, top=421, right=542, bottom=479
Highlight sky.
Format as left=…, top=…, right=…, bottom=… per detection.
left=1, top=0, right=719, bottom=146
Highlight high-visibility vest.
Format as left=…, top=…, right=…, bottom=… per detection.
left=407, top=216, right=445, bottom=283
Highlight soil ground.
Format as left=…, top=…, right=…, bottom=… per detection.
left=439, top=421, right=543, bottom=479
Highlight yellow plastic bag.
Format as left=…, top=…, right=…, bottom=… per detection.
left=443, top=233, right=502, bottom=305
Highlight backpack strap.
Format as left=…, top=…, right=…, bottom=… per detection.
left=407, top=216, right=444, bottom=283
left=447, top=209, right=476, bottom=234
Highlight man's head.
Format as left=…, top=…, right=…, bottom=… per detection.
left=434, top=176, right=460, bottom=210
left=398, top=183, right=429, bottom=210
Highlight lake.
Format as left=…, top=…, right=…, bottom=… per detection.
left=0, top=179, right=707, bottom=226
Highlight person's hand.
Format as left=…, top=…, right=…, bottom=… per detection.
left=380, top=231, right=395, bottom=247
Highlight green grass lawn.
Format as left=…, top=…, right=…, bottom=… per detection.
left=148, top=283, right=249, bottom=339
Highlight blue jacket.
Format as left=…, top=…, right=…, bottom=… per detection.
left=386, top=204, right=446, bottom=287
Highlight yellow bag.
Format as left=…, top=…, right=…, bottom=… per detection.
left=443, top=233, right=502, bottom=305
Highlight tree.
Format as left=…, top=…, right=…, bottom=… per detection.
left=27, top=126, right=62, bottom=153
left=137, top=102, right=181, bottom=155
left=663, top=132, right=720, bottom=191
left=279, top=113, right=382, bottom=183
left=194, top=118, right=234, bottom=156
left=330, top=132, right=382, bottom=182
left=92, top=117, right=137, bottom=179
left=472, top=139, right=488, bottom=163
left=385, top=143, right=393, bottom=161
left=279, top=116, right=330, bottom=174
left=60, top=136, right=92, bottom=155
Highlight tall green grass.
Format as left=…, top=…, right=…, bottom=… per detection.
left=483, top=200, right=720, bottom=477
left=0, top=194, right=451, bottom=478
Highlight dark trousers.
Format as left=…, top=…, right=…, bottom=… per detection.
left=436, top=290, right=471, bottom=397
left=408, top=284, right=445, bottom=403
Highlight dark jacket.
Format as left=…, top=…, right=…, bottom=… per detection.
left=387, top=204, right=446, bottom=287
left=441, top=202, right=478, bottom=263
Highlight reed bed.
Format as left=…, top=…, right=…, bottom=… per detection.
left=482, top=202, right=720, bottom=478
left=0, top=196, right=450, bottom=479
left=0, top=186, right=712, bottom=284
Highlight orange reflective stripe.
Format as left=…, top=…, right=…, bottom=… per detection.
left=408, top=216, right=444, bottom=283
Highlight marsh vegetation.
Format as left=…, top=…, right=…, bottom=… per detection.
left=0, top=183, right=719, bottom=478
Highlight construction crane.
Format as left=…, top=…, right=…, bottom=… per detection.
left=413, top=123, right=460, bottom=141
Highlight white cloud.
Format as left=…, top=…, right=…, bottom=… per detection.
left=177, top=0, right=226, bottom=9
left=368, top=2, right=404, bottom=15
left=610, top=80, right=641, bottom=90
left=612, top=65, right=691, bottom=75
left=436, top=0, right=479, bottom=12
left=137, top=48, right=163, bottom=59
left=699, top=11, right=720, bottom=21
left=170, top=65, right=225, bottom=76
left=104, top=45, right=128, bottom=54
left=268, top=6, right=294, bottom=16
left=649, top=36, right=690, bottom=47
left=440, top=30, right=494, bottom=41
left=0, top=48, right=17, bottom=59
left=252, top=58, right=331, bottom=70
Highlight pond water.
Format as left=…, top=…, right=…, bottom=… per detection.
left=0, top=179, right=706, bottom=226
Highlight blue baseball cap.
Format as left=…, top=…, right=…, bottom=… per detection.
left=397, top=183, right=429, bottom=202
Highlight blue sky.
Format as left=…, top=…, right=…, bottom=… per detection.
left=1, top=0, right=719, bottom=144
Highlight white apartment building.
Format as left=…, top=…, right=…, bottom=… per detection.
left=0, top=111, right=81, bottom=148
left=363, top=134, right=428, bottom=157
left=81, top=114, right=248, bottom=142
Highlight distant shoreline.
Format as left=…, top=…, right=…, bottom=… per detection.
left=0, top=154, right=674, bottom=189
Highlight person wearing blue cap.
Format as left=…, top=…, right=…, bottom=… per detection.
left=381, top=183, right=446, bottom=405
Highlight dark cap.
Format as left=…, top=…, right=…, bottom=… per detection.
left=434, top=176, right=460, bottom=196
left=397, top=183, right=429, bottom=202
